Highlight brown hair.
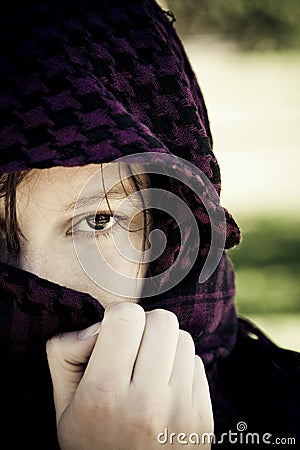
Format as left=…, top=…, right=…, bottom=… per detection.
left=0, top=172, right=28, bottom=256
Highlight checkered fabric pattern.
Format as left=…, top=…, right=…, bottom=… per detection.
left=0, top=2, right=248, bottom=448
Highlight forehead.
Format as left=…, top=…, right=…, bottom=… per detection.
left=19, top=164, right=136, bottom=195
left=21, top=163, right=132, bottom=189
left=16, top=162, right=145, bottom=207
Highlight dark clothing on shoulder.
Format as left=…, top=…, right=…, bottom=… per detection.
left=212, top=318, right=300, bottom=448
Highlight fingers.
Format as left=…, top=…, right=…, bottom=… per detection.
left=169, top=329, right=196, bottom=395
left=46, top=322, right=100, bottom=420
left=47, top=301, right=213, bottom=439
left=82, top=302, right=146, bottom=391
left=132, top=309, right=179, bottom=391
left=192, top=355, right=214, bottom=432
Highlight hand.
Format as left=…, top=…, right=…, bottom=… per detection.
left=46, top=302, right=213, bottom=449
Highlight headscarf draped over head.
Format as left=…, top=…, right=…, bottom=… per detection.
left=0, top=0, right=241, bottom=394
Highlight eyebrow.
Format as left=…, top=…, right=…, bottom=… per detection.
left=62, top=192, right=127, bottom=212
left=61, top=183, right=135, bottom=213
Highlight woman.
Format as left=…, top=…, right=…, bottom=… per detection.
left=0, top=1, right=299, bottom=449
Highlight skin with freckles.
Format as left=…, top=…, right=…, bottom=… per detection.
left=0, top=163, right=149, bottom=305
left=0, top=163, right=213, bottom=449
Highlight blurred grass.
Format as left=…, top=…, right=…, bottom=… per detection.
left=228, top=215, right=300, bottom=315
left=227, top=216, right=300, bottom=351
left=242, top=313, right=300, bottom=352
left=162, top=0, right=300, bottom=51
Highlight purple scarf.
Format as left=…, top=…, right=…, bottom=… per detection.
left=0, top=0, right=240, bottom=410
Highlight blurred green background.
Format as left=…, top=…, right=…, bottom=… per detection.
left=158, top=1, right=300, bottom=351
left=163, top=0, right=300, bottom=51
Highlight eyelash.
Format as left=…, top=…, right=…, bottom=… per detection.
left=68, top=212, right=125, bottom=240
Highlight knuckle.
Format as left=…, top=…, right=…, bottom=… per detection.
left=79, top=384, right=116, bottom=415
left=179, top=329, right=195, bottom=349
left=195, top=354, right=205, bottom=372
left=46, top=334, right=63, bottom=358
left=147, top=308, right=179, bottom=329
left=128, top=403, right=160, bottom=433
left=105, top=301, right=145, bottom=323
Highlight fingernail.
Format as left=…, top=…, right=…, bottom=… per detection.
left=78, top=322, right=101, bottom=340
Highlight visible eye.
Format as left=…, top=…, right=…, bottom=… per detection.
left=72, top=213, right=115, bottom=234
left=86, top=213, right=115, bottom=231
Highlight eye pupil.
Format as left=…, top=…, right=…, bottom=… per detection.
left=86, top=214, right=109, bottom=230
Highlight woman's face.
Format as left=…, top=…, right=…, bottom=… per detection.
left=0, top=164, right=150, bottom=307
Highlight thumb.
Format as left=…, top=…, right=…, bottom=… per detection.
left=46, top=322, right=101, bottom=421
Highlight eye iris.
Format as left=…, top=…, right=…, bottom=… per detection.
left=87, top=214, right=109, bottom=230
